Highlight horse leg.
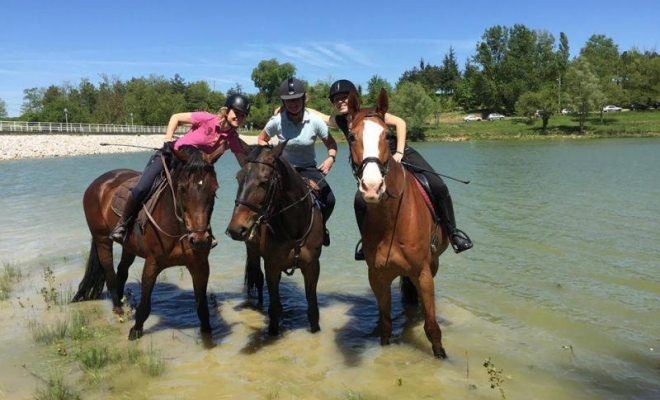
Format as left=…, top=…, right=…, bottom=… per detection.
left=301, top=259, right=320, bottom=333
left=94, top=237, right=123, bottom=314
left=264, top=263, right=282, bottom=336
left=415, top=269, right=447, bottom=359
left=245, top=244, right=264, bottom=305
left=115, top=249, right=136, bottom=312
left=129, top=257, right=161, bottom=340
left=187, top=260, right=212, bottom=334
left=368, top=269, right=394, bottom=346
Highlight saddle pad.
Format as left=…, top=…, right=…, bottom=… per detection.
left=302, top=177, right=323, bottom=209
left=111, top=176, right=168, bottom=230
left=412, top=174, right=437, bottom=220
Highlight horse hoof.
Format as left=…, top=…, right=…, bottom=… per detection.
left=128, top=327, right=143, bottom=341
left=268, top=325, right=279, bottom=336
left=380, top=338, right=391, bottom=346
left=310, top=325, right=320, bottom=333
left=434, top=347, right=448, bottom=359
left=113, top=306, right=124, bottom=315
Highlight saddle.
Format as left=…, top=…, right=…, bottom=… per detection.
left=111, top=173, right=169, bottom=234
left=407, top=169, right=439, bottom=223
left=301, top=177, right=323, bottom=209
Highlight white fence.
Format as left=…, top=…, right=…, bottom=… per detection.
left=0, top=120, right=189, bottom=134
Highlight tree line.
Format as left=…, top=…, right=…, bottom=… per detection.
left=5, top=24, right=660, bottom=136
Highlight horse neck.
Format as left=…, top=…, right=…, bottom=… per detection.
left=272, top=161, right=312, bottom=235
left=368, top=154, right=407, bottom=216
left=152, top=173, right=186, bottom=242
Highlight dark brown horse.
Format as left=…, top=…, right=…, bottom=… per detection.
left=72, top=145, right=225, bottom=340
left=226, top=143, right=324, bottom=335
left=346, top=89, right=450, bottom=358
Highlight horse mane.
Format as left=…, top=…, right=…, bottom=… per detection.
left=176, top=145, right=215, bottom=178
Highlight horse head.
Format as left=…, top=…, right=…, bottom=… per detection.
left=226, top=141, right=288, bottom=241
left=170, top=145, right=222, bottom=249
left=346, top=88, right=391, bottom=203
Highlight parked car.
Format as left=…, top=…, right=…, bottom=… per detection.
left=487, top=113, right=505, bottom=121
left=463, top=114, right=482, bottom=122
left=628, top=103, right=649, bottom=111
left=653, top=102, right=660, bottom=110
left=561, top=108, right=572, bottom=115
left=602, top=105, right=622, bottom=113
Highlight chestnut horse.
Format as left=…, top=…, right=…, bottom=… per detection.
left=346, top=89, right=450, bottom=358
left=72, top=145, right=225, bottom=340
left=226, top=143, right=323, bottom=335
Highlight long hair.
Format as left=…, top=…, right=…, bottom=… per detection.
left=216, top=107, right=228, bottom=124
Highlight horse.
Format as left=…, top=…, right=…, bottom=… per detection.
left=226, top=143, right=324, bottom=335
left=345, top=89, right=450, bottom=358
left=72, top=144, right=225, bottom=340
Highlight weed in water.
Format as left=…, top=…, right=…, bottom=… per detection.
left=28, top=317, right=69, bottom=344
left=342, top=389, right=367, bottom=400
left=69, top=310, right=93, bottom=341
left=40, top=266, right=59, bottom=309
left=126, top=343, right=144, bottom=364
left=78, top=342, right=110, bottom=371
left=36, top=370, right=80, bottom=400
left=1, top=262, right=23, bottom=300
left=483, top=357, right=507, bottom=400
left=140, top=341, right=165, bottom=377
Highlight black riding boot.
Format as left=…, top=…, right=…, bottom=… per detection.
left=109, top=193, right=140, bottom=243
left=435, top=194, right=473, bottom=254
left=354, top=194, right=366, bottom=260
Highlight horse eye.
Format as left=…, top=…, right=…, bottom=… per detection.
left=348, top=133, right=356, bottom=143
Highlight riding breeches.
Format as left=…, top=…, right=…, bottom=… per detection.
left=130, top=150, right=165, bottom=204
left=297, top=168, right=335, bottom=224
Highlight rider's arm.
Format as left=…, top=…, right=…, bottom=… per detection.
left=257, top=130, right=270, bottom=146
left=384, top=112, right=406, bottom=158
left=164, top=112, right=193, bottom=142
left=307, top=108, right=338, bottom=128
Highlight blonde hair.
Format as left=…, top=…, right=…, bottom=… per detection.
left=216, top=107, right=228, bottom=122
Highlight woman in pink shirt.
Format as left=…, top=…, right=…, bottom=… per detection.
left=109, top=94, right=251, bottom=244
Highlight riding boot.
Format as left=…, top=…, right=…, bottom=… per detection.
left=435, top=194, right=473, bottom=254
left=109, top=193, right=140, bottom=243
left=354, top=195, right=366, bottom=260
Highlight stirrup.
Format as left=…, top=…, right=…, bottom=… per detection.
left=450, top=229, right=473, bottom=254
left=211, top=235, right=218, bottom=249
left=323, top=228, right=330, bottom=247
left=354, top=239, right=365, bottom=261
left=109, top=224, right=127, bottom=243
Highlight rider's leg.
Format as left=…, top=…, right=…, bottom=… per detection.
left=404, top=147, right=473, bottom=253
left=110, top=152, right=163, bottom=243
left=299, top=169, right=335, bottom=246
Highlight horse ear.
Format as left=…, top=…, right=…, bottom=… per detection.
left=237, top=137, right=252, bottom=155
left=347, top=90, right=360, bottom=116
left=375, top=88, right=389, bottom=116
left=205, top=142, right=227, bottom=164
left=272, top=139, right=288, bottom=158
left=172, top=147, right=189, bottom=162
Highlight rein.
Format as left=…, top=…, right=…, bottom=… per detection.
left=142, top=154, right=211, bottom=242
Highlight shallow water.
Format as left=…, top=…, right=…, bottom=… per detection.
left=0, top=139, right=659, bottom=399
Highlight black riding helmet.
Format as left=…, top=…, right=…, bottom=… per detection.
left=279, top=77, right=306, bottom=100
left=225, top=93, right=251, bottom=115
left=328, top=79, right=357, bottom=102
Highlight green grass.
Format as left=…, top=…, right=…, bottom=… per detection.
left=140, top=341, right=165, bottom=377
left=28, top=317, right=69, bottom=344
left=422, top=109, right=660, bottom=140
left=78, top=342, right=111, bottom=371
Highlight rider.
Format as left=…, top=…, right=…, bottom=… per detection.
left=109, top=94, right=251, bottom=245
left=311, top=79, right=473, bottom=258
left=257, top=77, right=338, bottom=246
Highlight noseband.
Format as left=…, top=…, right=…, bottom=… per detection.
left=234, top=159, right=280, bottom=227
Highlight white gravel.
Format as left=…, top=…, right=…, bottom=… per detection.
left=0, top=134, right=261, bottom=161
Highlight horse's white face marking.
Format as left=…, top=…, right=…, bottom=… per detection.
left=360, top=120, right=386, bottom=199
left=198, top=180, right=203, bottom=186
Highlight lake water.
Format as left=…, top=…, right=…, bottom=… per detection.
left=0, top=139, right=658, bottom=399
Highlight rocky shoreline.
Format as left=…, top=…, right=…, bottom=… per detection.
left=0, top=134, right=262, bottom=161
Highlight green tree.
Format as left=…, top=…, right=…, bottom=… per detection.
left=94, top=74, right=126, bottom=124
left=364, top=75, right=393, bottom=107
left=21, top=87, right=46, bottom=121
left=226, top=83, right=244, bottom=96
left=185, top=81, right=214, bottom=112
left=170, top=74, right=187, bottom=95
left=390, top=82, right=433, bottom=141
left=306, top=80, right=335, bottom=116
left=565, top=59, right=604, bottom=133
left=515, top=87, right=557, bottom=131
left=0, top=98, right=8, bottom=118
left=397, top=58, right=443, bottom=95
left=251, top=59, right=296, bottom=104
left=439, top=46, right=461, bottom=95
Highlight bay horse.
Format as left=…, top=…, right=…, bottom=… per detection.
left=226, top=143, right=324, bottom=335
left=346, top=89, right=450, bottom=358
left=72, top=145, right=225, bottom=340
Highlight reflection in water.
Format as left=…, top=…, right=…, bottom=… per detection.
left=0, top=140, right=659, bottom=399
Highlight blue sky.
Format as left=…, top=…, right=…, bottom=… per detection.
left=1, top=0, right=658, bottom=116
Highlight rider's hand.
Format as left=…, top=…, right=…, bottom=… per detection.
left=319, top=157, right=335, bottom=175
left=393, top=152, right=404, bottom=163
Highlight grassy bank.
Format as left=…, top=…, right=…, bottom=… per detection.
left=242, top=110, right=660, bottom=141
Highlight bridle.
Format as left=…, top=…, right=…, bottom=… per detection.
left=233, top=159, right=281, bottom=229
left=347, top=112, right=391, bottom=181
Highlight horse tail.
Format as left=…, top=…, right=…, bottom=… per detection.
left=71, top=240, right=106, bottom=302
left=244, top=246, right=263, bottom=299
left=400, top=276, right=419, bottom=305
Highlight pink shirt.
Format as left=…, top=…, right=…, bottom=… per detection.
left=174, top=111, right=243, bottom=154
